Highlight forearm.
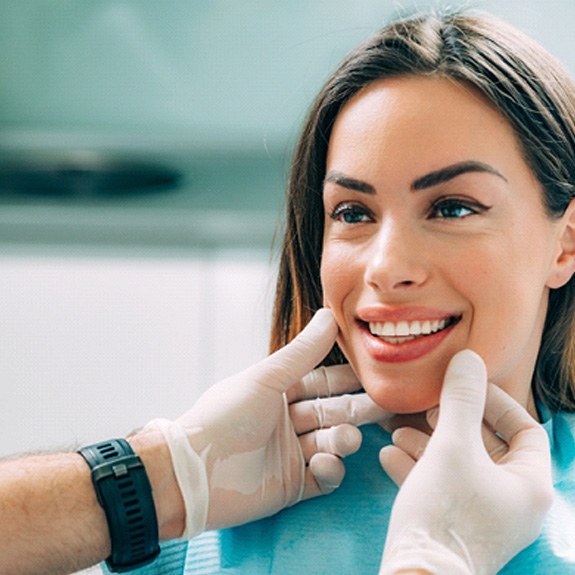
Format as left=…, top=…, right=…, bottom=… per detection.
left=0, top=430, right=185, bottom=575
left=0, top=451, right=109, bottom=574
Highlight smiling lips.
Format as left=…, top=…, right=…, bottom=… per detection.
left=369, top=317, right=458, bottom=343
left=359, top=315, right=461, bottom=363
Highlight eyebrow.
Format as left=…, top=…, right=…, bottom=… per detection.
left=323, top=171, right=376, bottom=194
left=411, top=161, right=508, bottom=190
left=323, top=161, right=507, bottom=195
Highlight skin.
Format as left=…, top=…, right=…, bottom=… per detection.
left=321, top=75, right=575, bottom=417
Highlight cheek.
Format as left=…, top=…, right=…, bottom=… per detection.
left=454, top=245, right=550, bottom=385
left=320, top=243, right=358, bottom=307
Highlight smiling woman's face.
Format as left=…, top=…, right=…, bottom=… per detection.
left=321, top=75, right=571, bottom=415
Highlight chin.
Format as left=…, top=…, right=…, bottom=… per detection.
left=359, top=372, right=443, bottom=414
left=342, top=342, right=454, bottom=414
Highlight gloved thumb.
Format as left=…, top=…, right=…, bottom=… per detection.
left=434, top=349, right=488, bottom=440
left=252, top=308, right=338, bottom=393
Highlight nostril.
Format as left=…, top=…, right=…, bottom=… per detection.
left=364, top=248, right=428, bottom=292
left=366, top=274, right=427, bottom=292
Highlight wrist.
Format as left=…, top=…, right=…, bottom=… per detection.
left=127, top=429, right=186, bottom=541
left=381, top=528, right=472, bottom=575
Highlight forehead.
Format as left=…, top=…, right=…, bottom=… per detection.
left=326, top=75, right=527, bottom=182
left=333, top=75, right=508, bottom=134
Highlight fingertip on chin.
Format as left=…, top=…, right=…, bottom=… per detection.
left=448, top=349, right=487, bottom=378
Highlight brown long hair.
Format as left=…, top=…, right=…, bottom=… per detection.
left=270, top=11, right=575, bottom=411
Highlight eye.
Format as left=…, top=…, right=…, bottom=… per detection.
left=428, top=198, right=489, bottom=220
left=330, top=202, right=373, bottom=224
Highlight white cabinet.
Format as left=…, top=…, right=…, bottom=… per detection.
left=0, top=249, right=273, bottom=457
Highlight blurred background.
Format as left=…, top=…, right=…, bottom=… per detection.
left=1, top=0, right=573, bottom=457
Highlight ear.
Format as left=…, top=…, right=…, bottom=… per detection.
left=547, top=198, right=575, bottom=289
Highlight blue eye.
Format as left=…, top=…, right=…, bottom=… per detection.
left=429, top=198, right=488, bottom=219
left=331, top=202, right=373, bottom=224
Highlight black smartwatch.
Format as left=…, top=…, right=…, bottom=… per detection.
left=79, top=438, right=160, bottom=572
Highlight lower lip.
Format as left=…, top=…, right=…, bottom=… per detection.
left=360, top=320, right=458, bottom=364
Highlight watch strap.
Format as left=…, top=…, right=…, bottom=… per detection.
left=79, top=438, right=160, bottom=572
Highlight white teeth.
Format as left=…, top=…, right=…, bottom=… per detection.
left=381, top=322, right=395, bottom=336
left=410, top=321, right=422, bottom=336
left=396, top=321, right=409, bottom=336
left=369, top=318, right=450, bottom=338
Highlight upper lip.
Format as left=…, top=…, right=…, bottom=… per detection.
left=356, top=305, right=460, bottom=324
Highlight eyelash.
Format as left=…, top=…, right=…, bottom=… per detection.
left=330, top=202, right=373, bottom=224
left=428, top=198, right=490, bottom=219
left=328, top=198, right=490, bottom=224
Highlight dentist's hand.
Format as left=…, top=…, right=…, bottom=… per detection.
left=379, top=350, right=553, bottom=575
left=146, top=309, right=387, bottom=539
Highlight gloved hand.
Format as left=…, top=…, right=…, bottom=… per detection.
left=379, top=350, right=553, bottom=575
left=146, top=309, right=387, bottom=539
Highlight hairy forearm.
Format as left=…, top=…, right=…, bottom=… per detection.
left=0, top=451, right=109, bottom=574
left=0, top=430, right=184, bottom=575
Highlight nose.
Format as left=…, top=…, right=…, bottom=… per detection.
left=364, top=217, right=429, bottom=292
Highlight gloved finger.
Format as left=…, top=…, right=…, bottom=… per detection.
left=379, top=445, right=415, bottom=486
left=427, top=408, right=508, bottom=461
left=290, top=392, right=389, bottom=434
left=299, top=423, right=362, bottom=462
left=286, top=364, right=361, bottom=403
left=482, top=425, right=509, bottom=461
left=391, top=427, right=430, bottom=462
left=251, top=308, right=338, bottom=394
left=434, top=349, right=488, bottom=441
left=302, top=453, right=346, bottom=499
left=484, top=383, right=550, bottom=460
left=484, top=383, right=539, bottom=441
left=483, top=383, right=553, bottom=511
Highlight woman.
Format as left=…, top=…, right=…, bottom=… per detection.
left=264, top=8, right=575, bottom=574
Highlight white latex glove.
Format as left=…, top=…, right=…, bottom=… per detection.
left=147, top=309, right=387, bottom=539
left=379, top=350, right=553, bottom=575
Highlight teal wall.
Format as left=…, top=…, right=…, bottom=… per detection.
left=1, top=0, right=573, bottom=151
